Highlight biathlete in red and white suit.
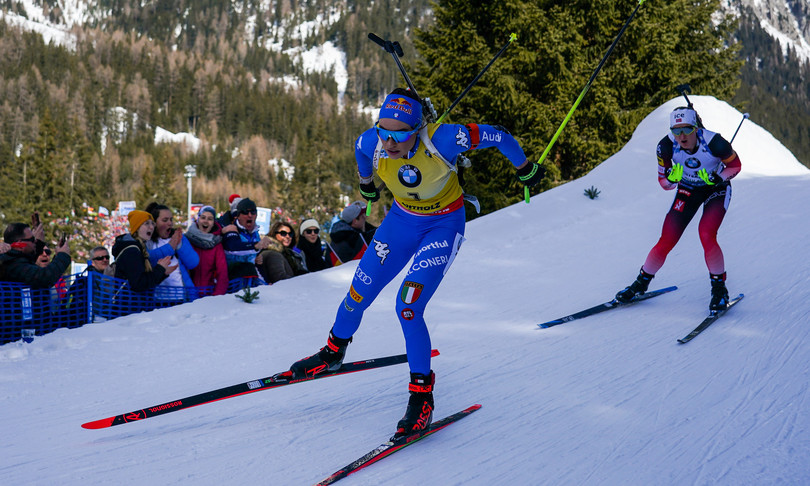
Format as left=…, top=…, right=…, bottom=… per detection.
left=616, top=105, right=742, bottom=311
left=288, top=88, right=544, bottom=438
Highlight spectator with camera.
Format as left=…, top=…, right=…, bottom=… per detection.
left=0, top=222, right=71, bottom=288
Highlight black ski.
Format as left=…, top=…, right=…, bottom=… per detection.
left=82, top=349, right=438, bottom=429
left=315, top=404, right=482, bottom=485
left=538, top=286, right=678, bottom=328
left=677, top=294, right=744, bottom=344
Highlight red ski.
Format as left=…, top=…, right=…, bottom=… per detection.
left=82, top=349, right=438, bottom=429
left=315, top=404, right=482, bottom=485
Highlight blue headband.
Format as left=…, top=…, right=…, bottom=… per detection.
left=378, top=93, right=422, bottom=128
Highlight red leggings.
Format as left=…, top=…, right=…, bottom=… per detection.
left=643, top=184, right=731, bottom=275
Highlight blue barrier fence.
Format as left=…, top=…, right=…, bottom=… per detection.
left=0, top=272, right=263, bottom=345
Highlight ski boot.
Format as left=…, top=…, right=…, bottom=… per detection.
left=709, top=272, right=730, bottom=312
left=289, top=330, right=351, bottom=379
left=615, top=268, right=654, bottom=303
left=392, top=371, right=435, bottom=440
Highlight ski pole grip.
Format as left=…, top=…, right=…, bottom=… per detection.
left=368, top=33, right=385, bottom=48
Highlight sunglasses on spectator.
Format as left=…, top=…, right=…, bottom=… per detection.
left=240, top=209, right=258, bottom=215
left=276, top=230, right=293, bottom=237
left=304, top=228, right=319, bottom=235
left=42, top=249, right=52, bottom=256
left=670, top=126, right=697, bottom=136
left=375, top=122, right=419, bottom=143
left=93, top=255, right=110, bottom=261
left=19, top=236, right=36, bottom=243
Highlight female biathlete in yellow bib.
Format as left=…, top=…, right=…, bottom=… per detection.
left=288, top=88, right=544, bottom=438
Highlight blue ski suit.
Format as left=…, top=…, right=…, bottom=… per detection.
left=331, top=122, right=528, bottom=374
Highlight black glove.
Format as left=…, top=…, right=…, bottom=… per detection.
left=359, top=180, right=380, bottom=203
left=516, top=161, right=545, bottom=187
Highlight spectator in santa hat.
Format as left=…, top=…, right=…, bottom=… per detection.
left=218, top=194, right=242, bottom=227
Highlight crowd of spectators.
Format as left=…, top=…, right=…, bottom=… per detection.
left=1, top=195, right=381, bottom=336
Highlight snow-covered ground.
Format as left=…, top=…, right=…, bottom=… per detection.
left=2, top=96, right=809, bottom=485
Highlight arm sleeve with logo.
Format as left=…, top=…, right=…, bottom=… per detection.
left=431, top=124, right=527, bottom=167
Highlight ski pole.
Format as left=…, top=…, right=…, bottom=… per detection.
left=436, top=33, right=518, bottom=123
left=675, top=83, right=693, bottom=109
left=366, top=33, right=423, bottom=215
left=368, top=33, right=421, bottom=99
left=526, top=0, right=647, bottom=203
left=730, top=113, right=749, bottom=143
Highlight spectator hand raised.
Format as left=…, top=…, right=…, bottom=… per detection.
left=32, top=223, right=45, bottom=242
left=56, top=237, right=70, bottom=254
left=169, top=228, right=183, bottom=249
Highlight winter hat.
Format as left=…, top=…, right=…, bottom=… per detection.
left=670, top=107, right=698, bottom=128
left=198, top=205, right=217, bottom=219
left=229, top=197, right=243, bottom=215
left=127, top=210, right=153, bottom=235
left=228, top=193, right=241, bottom=204
left=379, top=92, right=422, bottom=129
left=236, top=198, right=257, bottom=213
left=340, top=201, right=366, bottom=223
left=299, top=219, right=320, bottom=235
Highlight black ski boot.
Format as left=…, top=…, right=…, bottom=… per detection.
left=392, top=371, right=435, bottom=440
left=289, top=330, right=351, bottom=379
left=615, top=268, right=654, bottom=303
left=709, top=272, right=730, bottom=312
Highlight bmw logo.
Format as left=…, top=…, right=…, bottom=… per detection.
left=684, top=157, right=701, bottom=169
left=398, top=165, right=422, bottom=188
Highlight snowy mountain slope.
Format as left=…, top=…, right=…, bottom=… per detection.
left=723, top=0, right=810, bottom=63
left=1, top=96, right=809, bottom=485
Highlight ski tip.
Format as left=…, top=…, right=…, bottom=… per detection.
left=81, top=417, right=115, bottom=429
left=468, top=404, right=483, bottom=412
left=430, top=349, right=440, bottom=357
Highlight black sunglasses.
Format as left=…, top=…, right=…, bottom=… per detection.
left=240, top=209, right=258, bottom=215
left=276, top=230, right=293, bottom=237
left=93, top=255, right=110, bottom=261
left=20, top=236, right=36, bottom=243
left=42, top=248, right=52, bottom=256
left=303, top=228, right=319, bottom=235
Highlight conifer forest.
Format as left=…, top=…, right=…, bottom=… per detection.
left=0, top=0, right=806, bottom=258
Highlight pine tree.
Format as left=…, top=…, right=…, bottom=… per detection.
left=412, top=0, right=742, bottom=216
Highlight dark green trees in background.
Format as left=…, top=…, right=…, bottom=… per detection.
left=4, top=109, right=98, bottom=222
left=733, top=7, right=810, bottom=163
left=3, top=0, right=805, bottom=233
left=411, top=0, right=742, bottom=216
